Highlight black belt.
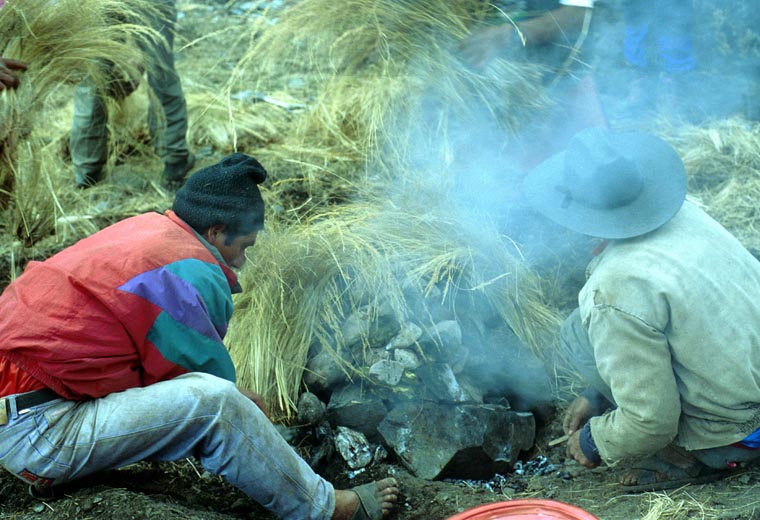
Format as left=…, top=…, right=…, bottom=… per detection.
left=0, top=389, right=61, bottom=425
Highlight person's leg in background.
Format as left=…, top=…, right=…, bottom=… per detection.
left=69, top=81, right=109, bottom=188
left=652, top=0, right=698, bottom=119
left=143, top=0, right=194, bottom=186
left=621, top=0, right=655, bottom=71
left=654, top=0, right=697, bottom=75
left=616, top=0, right=659, bottom=118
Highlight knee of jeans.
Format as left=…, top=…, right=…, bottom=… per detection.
left=177, top=372, right=258, bottom=422
left=176, top=373, right=247, bottom=414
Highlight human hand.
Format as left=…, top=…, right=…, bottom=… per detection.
left=566, top=430, right=599, bottom=468
left=458, top=24, right=519, bottom=70
left=562, top=395, right=596, bottom=435
left=237, top=386, right=269, bottom=419
left=0, top=57, right=27, bottom=91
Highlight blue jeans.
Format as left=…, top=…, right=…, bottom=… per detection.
left=560, top=308, right=760, bottom=469
left=0, top=373, right=335, bottom=520
left=620, top=0, right=696, bottom=73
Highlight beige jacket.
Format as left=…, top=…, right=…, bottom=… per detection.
left=581, top=201, right=760, bottom=463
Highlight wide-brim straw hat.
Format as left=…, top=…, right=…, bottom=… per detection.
left=522, top=127, right=687, bottom=239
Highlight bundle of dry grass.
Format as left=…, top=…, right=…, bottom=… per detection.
left=0, top=0, right=164, bottom=245
left=667, top=118, right=760, bottom=253
left=640, top=490, right=720, bottom=519
left=233, top=0, right=552, bottom=210
left=227, top=199, right=562, bottom=418
left=185, top=91, right=287, bottom=153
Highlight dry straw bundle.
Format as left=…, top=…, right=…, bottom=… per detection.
left=0, top=0, right=163, bottom=246
left=233, top=0, right=551, bottom=211
left=227, top=200, right=562, bottom=417
left=185, top=91, right=286, bottom=154
left=640, top=490, right=720, bottom=520
left=668, top=119, right=760, bottom=253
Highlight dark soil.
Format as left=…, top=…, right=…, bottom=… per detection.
left=4, top=412, right=760, bottom=520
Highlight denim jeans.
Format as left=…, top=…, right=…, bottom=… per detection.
left=620, top=0, right=696, bottom=73
left=560, top=308, right=760, bottom=470
left=0, top=373, right=335, bottom=520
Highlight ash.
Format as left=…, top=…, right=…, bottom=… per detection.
left=444, top=456, right=564, bottom=493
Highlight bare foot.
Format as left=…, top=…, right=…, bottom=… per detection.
left=332, top=477, right=399, bottom=520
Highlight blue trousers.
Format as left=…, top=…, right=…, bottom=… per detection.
left=0, top=373, right=335, bottom=519
left=620, top=0, right=696, bottom=73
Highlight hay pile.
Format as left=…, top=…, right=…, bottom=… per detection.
left=227, top=200, right=563, bottom=416
left=215, top=0, right=571, bottom=414
left=230, top=0, right=552, bottom=215
left=668, top=118, right=760, bottom=254
left=0, top=0, right=166, bottom=248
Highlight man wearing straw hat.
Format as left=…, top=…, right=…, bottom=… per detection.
left=0, top=153, right=398, bottom=519
left=522, top=127, right=760, bottom=491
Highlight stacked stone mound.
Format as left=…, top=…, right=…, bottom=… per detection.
left=297, top=281, right=552, bottom=480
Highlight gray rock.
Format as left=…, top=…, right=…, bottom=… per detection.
left=385, top=323, right=423, bottom=350
left=416, top=363, right=470, bottom=402
left=340, top=301, right=401, bottom=350
left=335, top=426, right=373, bottom=469
left=393, top=348, right=421, bottom=370
left=369, top=359, right=405, bottom=386
left=327, top=384, right=388, bottom=440
left=296, top=392, right=326, bottom=426
left=417, top=320, right=466, bottom=366
left=378, top=402, right=535, bottom=480
left=303, top=350, right=348, bottom=393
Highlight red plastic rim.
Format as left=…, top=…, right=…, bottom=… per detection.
left=445, top=499, right=600, bottom=520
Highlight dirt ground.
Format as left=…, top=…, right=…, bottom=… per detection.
left=3, top=411, right=760, bottom=520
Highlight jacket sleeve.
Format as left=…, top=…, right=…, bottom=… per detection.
left=585, top=304, right=681, bottom=463
left=119, top=258, right=237, bottom=384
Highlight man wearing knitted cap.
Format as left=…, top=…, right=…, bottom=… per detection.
left=0, top=153, right=398, bottom=520
left=522, top=127, right=760, bottom=491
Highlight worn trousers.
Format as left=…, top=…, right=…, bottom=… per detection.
left=70, top=0, right=189, bottom=184
left=561, top=308, right=760, bottom=469
left=0, top=373, right=335, bottom=520
left=620, top=0, right=696, bottom=73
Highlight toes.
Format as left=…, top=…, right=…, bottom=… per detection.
left=377, top=477, right=397, bottom=491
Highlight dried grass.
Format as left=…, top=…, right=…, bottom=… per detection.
left=228, top=200, right=563, bottom=417
left=667, top=118, right=760, bottom=253
left=640, top=490, right=720, bottom=519
left=185, top=91, right=287, bottom=153
left=230, top=0, right=552, bottom=209
left=0, top=0, right=164, bottom=244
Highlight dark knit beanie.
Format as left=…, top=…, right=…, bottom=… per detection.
left=173, top=153, right=267, bottom=236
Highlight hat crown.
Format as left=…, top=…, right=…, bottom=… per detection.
left=558, top=132, right=643, bottom=211
left=522, top=127, right=687, bottom=239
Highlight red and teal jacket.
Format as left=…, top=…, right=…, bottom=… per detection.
left=0, top=210, right=240, bottom=399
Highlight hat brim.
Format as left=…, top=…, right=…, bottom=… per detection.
left=522, top=132, right=687, bottom=239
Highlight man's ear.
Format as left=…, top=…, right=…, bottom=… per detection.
left=203, top=224, right=226, bottom=244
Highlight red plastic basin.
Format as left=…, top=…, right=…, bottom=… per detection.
left=445, top=499, right=599, bottom=520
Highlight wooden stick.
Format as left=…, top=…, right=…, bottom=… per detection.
left=548, top=433, right=570, bottom=447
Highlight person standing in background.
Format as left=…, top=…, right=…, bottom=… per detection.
left=70, top=0, right=195, bottom=189
left=459, top=0, right=607, bottom=170
left=616, top=0, right=697, bottom=119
